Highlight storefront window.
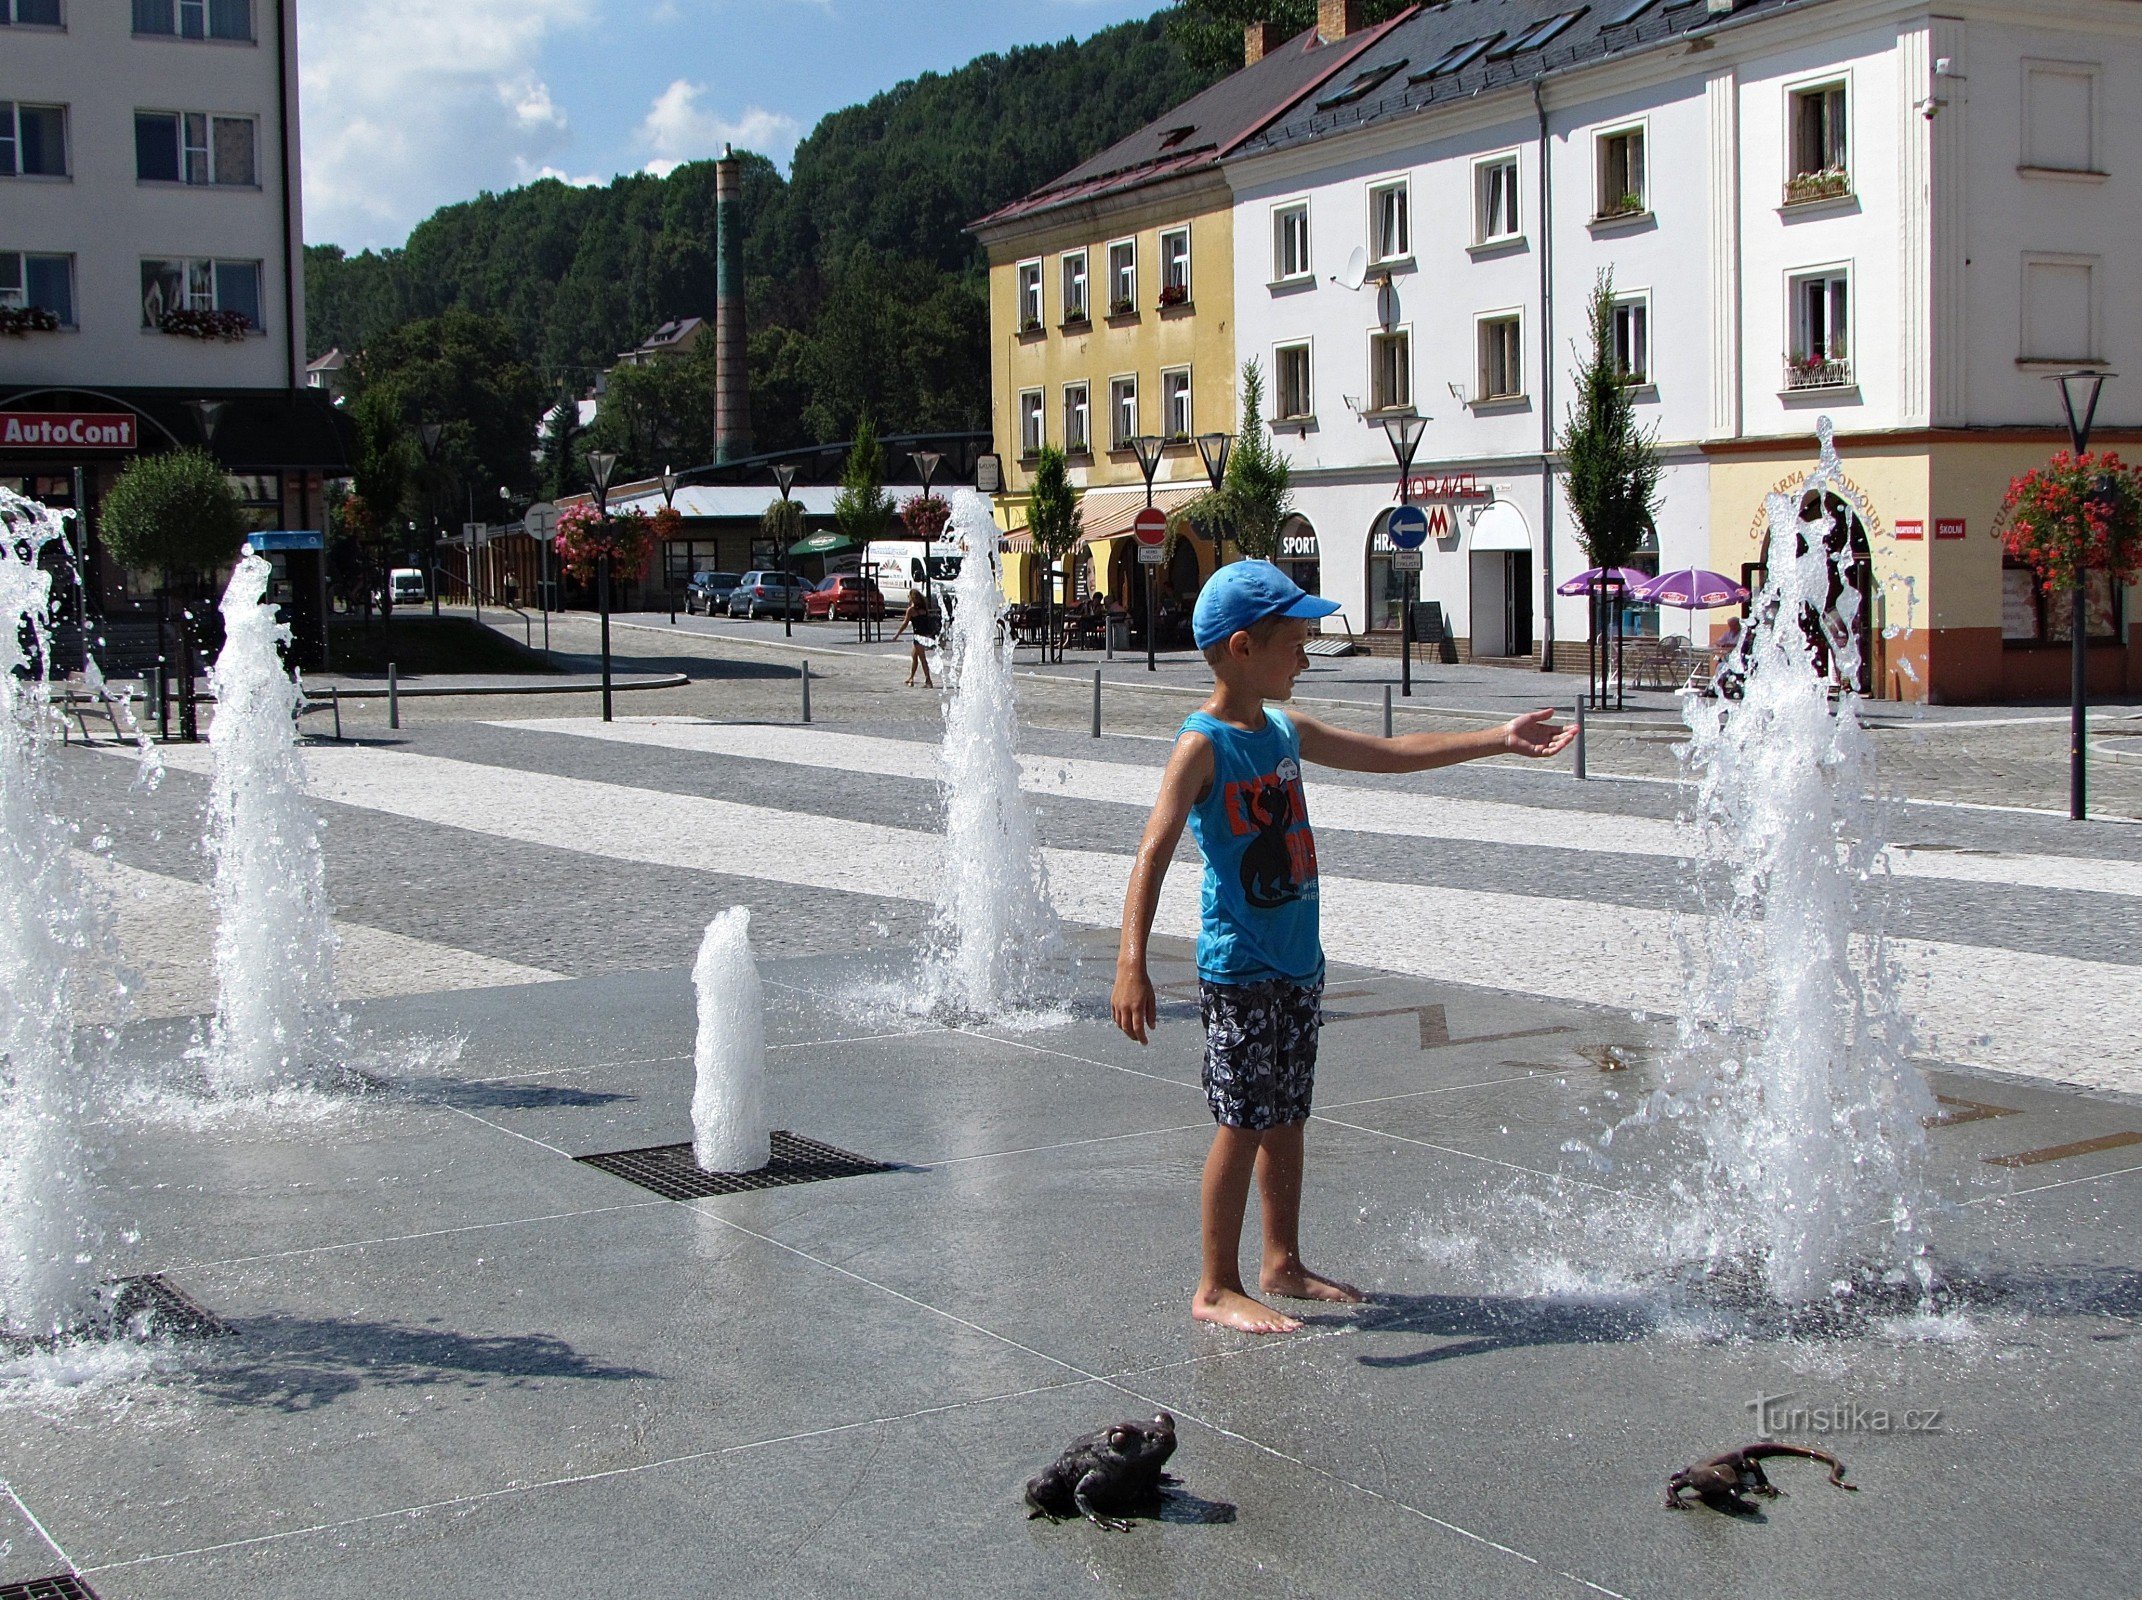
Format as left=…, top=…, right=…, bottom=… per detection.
left=1366, top=521, right=1408, bottom=631
left=2003, top=559, right=2122, bottom=643
left=1278, top=516, right=1320, bottom=597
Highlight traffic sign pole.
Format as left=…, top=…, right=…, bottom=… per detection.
left=1386, top=504, right=1430, bottom=698
left=1133, top=505, right=1168, bottom=674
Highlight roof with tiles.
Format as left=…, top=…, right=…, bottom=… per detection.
left=1234, top=0, right=1819, bottom=160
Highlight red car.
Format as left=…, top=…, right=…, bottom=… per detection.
left=805, top=575, right=887, bottom=621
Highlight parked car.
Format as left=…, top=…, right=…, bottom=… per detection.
left=727, top=571, right=809, bottom=619
left=803, top=574, right=887, bottom=621
left=389, top=568, right=426, bottom=605
left=685, top=571, right=742, bottom=615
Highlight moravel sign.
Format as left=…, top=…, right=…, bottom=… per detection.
left=0, top=411, right=139, bottom=450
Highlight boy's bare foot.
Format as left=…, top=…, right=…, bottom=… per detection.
left=1261, top=1264, right=1366, bottom=1304
left=1192, top=1286, right=1302, bottom=1333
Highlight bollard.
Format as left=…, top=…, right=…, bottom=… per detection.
left=801, top=658, right=812, bottom=723
left=388, top=661, right=401, bottom=730
left=331, top=685, right=343, bottom=741
left=1092, top=669, right=1102, bottom=738
left=1382, top=684, right=1393, bottom=739
left=1574, top=701, right=1587, bottom=781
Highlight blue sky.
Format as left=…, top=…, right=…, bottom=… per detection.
left=298, top=0, right=1161, bottom=253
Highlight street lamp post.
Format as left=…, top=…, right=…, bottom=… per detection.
left=659, top=464, right=678, bottom=625
left=772, top=462, right=798, bottom=639
left=418, top=421, right=445, bottom=618
left=588, top=449, right=619, bottom=723
left=1129, top=435, right=1165, bottom=674
left=1195, top=432, right=1233, bottom=575
left=910, top=451, right=942, bottom=622
left=2051, top=369, right=2115, bottom=821
left=1382, top=412, right=1428, bottom=699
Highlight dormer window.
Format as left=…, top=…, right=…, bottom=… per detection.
left=1158, top=125, right=1196, bottom=149
left=1317, top=60, right=1407, bottom=110
left=1411, top=35, right=1499, bottom=82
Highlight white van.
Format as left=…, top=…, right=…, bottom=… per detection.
left=864, top=539, right=962, bottom=607
left=389, top=568, right=426, bottom=605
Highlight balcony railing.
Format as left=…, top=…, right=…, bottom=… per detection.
left=1783, top=167, right=1853, bottom=206
left=1786, top=355, right=1852, bottom=390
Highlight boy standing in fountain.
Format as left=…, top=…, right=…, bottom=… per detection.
left=1112, top=563, right=1576, bottom=1333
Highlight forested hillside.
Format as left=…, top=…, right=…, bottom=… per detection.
left=306, top=14, right=1222, bottom=454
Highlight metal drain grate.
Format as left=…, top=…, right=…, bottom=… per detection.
left=576, top=1131, right=898, bottom=1200
left=107, top=1273, right=235, bottom=1341
left=0, top=1573, right=100, bottom=1600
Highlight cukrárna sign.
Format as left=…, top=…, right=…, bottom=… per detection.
left=0, top=411, right=139, bottom=450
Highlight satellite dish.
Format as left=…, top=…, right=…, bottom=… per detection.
left=1332, top=246, right=1370, bottom=292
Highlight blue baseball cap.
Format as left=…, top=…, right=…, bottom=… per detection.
left=1192, top=560, right=1342, bottom=650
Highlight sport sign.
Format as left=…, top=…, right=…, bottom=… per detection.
left=0, top=411, right=138, bottom=450
left=1132, top=506, right=1169, bottom=546
left=1386, top=504, right=1430, bottom=550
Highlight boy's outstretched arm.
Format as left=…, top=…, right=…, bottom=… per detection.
left=1112, top=732, right=1214, bottom=1044
left=1294, top=708, right=1577, bottom=774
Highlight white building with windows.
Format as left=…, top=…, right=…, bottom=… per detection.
left=2, top=0, right=344, bottom=629
left=1226, top=0, right=2142, bottom=702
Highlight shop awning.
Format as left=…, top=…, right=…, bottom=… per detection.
left=0, top=384, right=355, bottom=471
left=1002, top=484, right=1202, bottom=552
left=789, top=531, right=861, bottom=557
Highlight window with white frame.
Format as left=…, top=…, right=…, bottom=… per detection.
left=1018, top=389, right=1045, bottom=456
left=1369, top=179, right=1410, bottom=262
left=1612, top=294, right=1649, bottom=384
left=1595, top=125, right=1646, bottom=218
left=0, top=102, right=67, bottom=177
left=1060, top=250, right=1088, bottom=323
left=1273, top=202, right=1310, bottom=281
left=1, top=1, right=65, bottom=25
left=1109, top=375, right=1138, bottom=449
left=1474, top=153, right=1520, bottom=244
left=1787, top=81, right=1849, bottom=199
left=135, top=111, right=257, bottom=186
left=1787, top=268, right=1850, bottom=386
left=2020, top=256, right=2097, bottom=362
left=1477, top=314, right=1523, bottom=400
left=1370, top=330, right=1411, bottom=411
left=1159, top=226, right=1191, bottom=306
left=2023, top=62, right=2098, bottom=172
left=132, top=0, right=251, bottom=40
left=1107, top=239, right=1136, bottom=315
left=0, top=250, right=74, bottom=325
left=1161, top=367, right=1192, bottom=439
left=1275, top=342, right=1313, bottom=420
left=1015, top=260, right=1043, bottom=331
left=1063, top=382, right=1090, bottom=453
left=141, top=256, right=262, bottom=328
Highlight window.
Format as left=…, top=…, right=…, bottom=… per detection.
left=135, top=112, right=257, bottom=186
left=1014, top=260, right=1043, bottom=332
left=1490, top=9, right=1585, bottom=59
left=1596, top=126, right=1646, bottom=219
left=2, top=1, right=66, bottom=25
left=1158, top=227, right=1191, bottom=308
left=1107, top=239, right=1136, bottom=316
left=1275, top=343, right=1313, bottom=421
left=2020, top=256, right=2096, bottom=362
left=1317, top=60, right=1407, bottom=109
left=1370, top=330, right=1411, bottom=411
left=1109, top=376, right=1138, bottom=450
left=1063, top=382, right=1090, bottom=454
left=1060, top=251, right=1088, bottom=323
left=0, top=251, right=74, bottom=325
left=1477, top=314, right=1523, bottom=400
left=2004, top=560, right=2122, bottom=643
left=1612, top=294, right=1649, bottom=384
left=1411, top=34, right=1500, bottom=81
left=1369, top=180, right=1409, bottom=262
left=1787, top=269, right=1850, bottom=387
left=1475, top=154, right=1520, bottom=243
left=133, top=0, right=251, bottom=39
left=0, top=103, right=67, bottom=177
left=1605, top=0, right=1660, bottom=26
left=1273, top=202, right=1310, bottom=281
left=1018, top=389, right=1044, bottom=456
left=1161, top=367, right=1192, bottom=439
left=2023, top=62, right=2097, bottom=172
left=1784, top=81, right=1850, bottom=203
left=141, top=256, right=262, bottom=329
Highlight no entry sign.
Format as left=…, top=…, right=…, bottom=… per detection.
left=0, top=410, right=138, bottom=450
left=1132, top=506, right=1169, bottom=546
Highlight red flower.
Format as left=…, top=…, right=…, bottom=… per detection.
left=554, top=503, right=655, bottom=583
left=1996, top=451, right=2142, bottom=594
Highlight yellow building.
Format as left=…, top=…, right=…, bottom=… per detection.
left=969, top=10, right=1388, bottom=629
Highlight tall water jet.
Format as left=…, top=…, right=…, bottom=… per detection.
left=204, top=549, right=339, bottom=1094
left=0, top=489, right=109, bottom=1338
left=1674, top=419, right=1933, bottom=1302
left=691, top=907, right=770, bottom=1172
left=926, top=490, right=1060, bottom=1017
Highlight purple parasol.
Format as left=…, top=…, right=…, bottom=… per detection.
left=1556, top=566, right=1650, bottom=597
left=1632, top=568, right=1750, bottom=610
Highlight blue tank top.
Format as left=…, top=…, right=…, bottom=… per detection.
left=1180, top=708, right=1323, bottom=986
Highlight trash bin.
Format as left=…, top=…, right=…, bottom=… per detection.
left=1107, top=614, right=1130, bottom=652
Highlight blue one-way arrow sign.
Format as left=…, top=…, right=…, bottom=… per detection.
left=1387, top=504, right=1430, bottom=549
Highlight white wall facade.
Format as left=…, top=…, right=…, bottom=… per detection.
left=0, top=0, right=303, bottom=392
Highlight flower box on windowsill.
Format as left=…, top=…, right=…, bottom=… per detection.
left=1782, top=168, right=1853, bottom=207
left=0, top=306, right=64, bottom=338
left=1018, top=317, right=1045, bottom=337
left=1059, top=315, right=1090, bottom=332
left=1588, top=198, right=1652, bottom=230
left=158, top=308, right=253, bottom=342
left=1785, top=356, right=1853, bottom=392
left=1157, top=284, right=1190, bottom=310
left=1162, top=433, right=1191, bottom=447
left=1107, top=299, right=1137, bottom=321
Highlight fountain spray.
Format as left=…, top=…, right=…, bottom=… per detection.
left=691, top=907, right=770, bottom=1172
left=203, top=550, right=339, bottom=1094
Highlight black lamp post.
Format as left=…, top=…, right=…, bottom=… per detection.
left=1382, top=411, right=1428, bottom=698
left=1196, top=431, right=1233, bottom=572
left=418, top=421, right=445, bottom=618
left=588, top=448, right=618, bottom=722
left=910, top=450, right=942, bottom=616
left=659, top=464, right=678, bottom=624
left=2050, top=369, right=2115, bottom=821
left=1130, top=434, right=1165, bottom=673
left=772, top=462, right=798, bottom=638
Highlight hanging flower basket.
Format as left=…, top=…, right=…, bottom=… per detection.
left=0, top=305, right=62, bottom=338
left=158, top=307, right=252, bottom=342
left=554, top=503, right=654, bottom=583
left=650, top=504, right=684, bottom=542
left=1996, top=450, right=2142, bottom=595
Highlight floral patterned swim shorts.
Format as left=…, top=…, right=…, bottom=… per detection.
left=1197, top=977, right=1324, bottom=1130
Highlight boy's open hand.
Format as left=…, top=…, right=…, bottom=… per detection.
left=1112, top=964, right=1157, bottom=1044
left=1501, top=708, right=1579, bottom=758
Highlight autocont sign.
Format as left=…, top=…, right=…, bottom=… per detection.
left=0, top=411, right=139, bottom=450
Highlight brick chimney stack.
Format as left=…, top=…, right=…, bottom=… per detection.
left=1317, top=0, right=1361, bottom=43
left=712, top=144, right=752, bottom=465
left=1245, top=20, right=1283, bottom=64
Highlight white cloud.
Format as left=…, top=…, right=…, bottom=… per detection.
left=298, top=0, right=592, bottom=248
left=515, top=161, right=605, bottom=188
left=637, top=79, right=801, bottom=175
